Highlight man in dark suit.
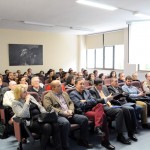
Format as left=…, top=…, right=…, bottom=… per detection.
left=108, top=78, right=139, bottom=140
left=43, top=80, right=93, bottom=150
left=69, top=77, right=115, bottom=150
left=89, top=78, right=137, bottom=142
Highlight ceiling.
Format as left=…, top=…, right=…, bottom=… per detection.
left=0, top=0, right=150, bottom=35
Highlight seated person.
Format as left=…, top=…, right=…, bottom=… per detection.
left=65, top=75, right=75, bottom=89
left=2, top=81, right=17, bottom=125
left=118, top=72, right=125, bottom=83
left=90, top=79, right=136, bottom=142
left=122, top=75, right=150, bottom=129
left=43, top=80, right=93, bottom=149
left=143, top=72, right=150, bottom=95
left=12, top=84, right=62, bottom=150
left=28, top=76, right=44, bottom=100
left=69, top=77, right=115, bottom=150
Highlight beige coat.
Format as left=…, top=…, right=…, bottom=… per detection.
left=43, top=91, right=74, bottom=115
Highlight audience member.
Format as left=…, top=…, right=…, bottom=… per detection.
left=122, top=75, right=150, bottom=129
left=69, top=77, right=115, bottom=150
left=118, top=72, right=125, bottom=83
left=89, top=79, right=133, bottom=143
left=143, top=72, right=150, bottom=95
left=109, top=71, right=117, bottom=78
left=12, top=84, right=62, bottom=150
left=43, top=80, right=93, bottom=149
left=65, top=75, right=75, bottom=89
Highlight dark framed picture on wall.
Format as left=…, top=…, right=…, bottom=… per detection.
left=9, top=44, right=43, bottom=66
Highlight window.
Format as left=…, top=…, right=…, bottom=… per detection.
left=139, top=64, right=150, bottom=71
left=104, top=46, right=113, bottom=69
left=86, top=45, right=124, bottom=70
left=86, top=49, right=95, bottom=68
left=96, top=48, right=103, bottom=68
left=114, top=45, right=124, bottom=70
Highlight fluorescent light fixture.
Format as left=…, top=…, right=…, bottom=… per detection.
left=24, top=21, right=54, bottom=27
left=76, top=0, right=117, bottom=11
left=70, top=26, right=93, bottom=32
left=133, top=12, right=150, bottom=19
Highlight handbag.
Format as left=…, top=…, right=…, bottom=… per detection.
left=38, top=110, right=58, bottom=123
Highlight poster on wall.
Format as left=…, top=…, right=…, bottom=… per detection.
left=9, top=44, right=43, bottom=66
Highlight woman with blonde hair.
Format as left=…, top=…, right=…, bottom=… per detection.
left=12, top=84, right=62, bottom=150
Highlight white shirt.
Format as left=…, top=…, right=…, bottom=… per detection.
left=3, top=90, right=15, bottom=107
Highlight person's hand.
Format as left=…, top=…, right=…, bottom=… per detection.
left=80, top=100, right=87, bottom=103
left=63, top=111, right=72, bottom=118
left=138, top=92, right=146, bottom=97
left=67, top=110, right=73, bottom=115
left=106, top=93, right=113, bottom=101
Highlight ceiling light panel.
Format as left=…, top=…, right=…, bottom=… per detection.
left=76, top=0, right=118, bottom=11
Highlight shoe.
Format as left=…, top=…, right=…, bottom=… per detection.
left=117, top=135, right=131, bottom=144
left=94, top=126, right=105, bottom=136
left=78, top=139, right=93, bottom=149
left=101, top=141, right=115, bottom=150
left=142, top=123, right=150, bottom=129
left=128, top=134, right=138, bottom=142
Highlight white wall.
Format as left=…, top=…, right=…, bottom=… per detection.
left=0, top=29, right=79, bottom=74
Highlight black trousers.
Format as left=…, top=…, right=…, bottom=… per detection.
left=29, top=121, right=62, bottom=150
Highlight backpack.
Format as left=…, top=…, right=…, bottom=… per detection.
left=0, top=122, right=8, bottom=139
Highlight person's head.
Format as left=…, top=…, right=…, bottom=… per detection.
left=83, top=70, right=88, bottom=76
left=59, top=68, right=63, bottom=73
left=87, top=73, right=95, bottom=80
left=9, top=81, right=17, bottom=90
left=75, top=77, right=85, bottom=93
left=77, top=72, right=83, bottom=78
left=62, top=72, right=69, bottom=79
left=66, top=75, right=75, bottom=85
left=31, top=76, right=40, bottom=88
left=51, top=80, right=62, bottom=94
left=93, top=70, right=98, bottom=77
left=53, top=74, right=61, bottom=81
left=145, top=72, right=150, bottom=81
left=118, top=72, right=125, bottom=81
left=5, top=69, right=9, bottom=75
left=94, top=79, right=103, bottom=91
left=18, top=76, right=27, bottom=84
left=14, top=84, right=28, bottom=100
left=110, top=78, right=118, bottom=88
left=125, top=75, right=133, bottom=86
left=99, top=73, right=105, bottom=80
left=68, top=68, right=73, bottom=74
left=7, top=72, right=14, bottom=81
left=39, top=71, right=44, bottom=76
left=110, top=71, right=117, bottom=78
left=17, top=70, right=21, bottom=75
left=27, top=68, right=32, bottom=73
left=132, top=72, right=138, bottom=80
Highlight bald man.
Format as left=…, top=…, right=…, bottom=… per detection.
left=43, top=80, right=93, bottom=150
left=143, top=72, right=150, bottom=95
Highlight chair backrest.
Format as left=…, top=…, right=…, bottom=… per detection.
left=41, top=90, right=51, bottom=103
left=66, top=88, right=76, bottom=95
left=0, top=107, right=6, bottom=124
left=132, top=81, right=143, bottom=91
left=28, top=92, right=40, bottom=102
left=118, top=82, right=125, bottom=87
